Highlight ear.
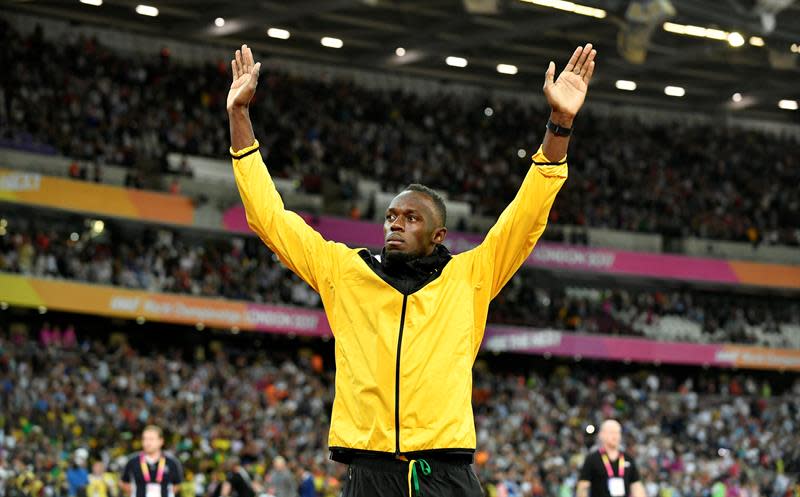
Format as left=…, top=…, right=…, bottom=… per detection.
left=432, top=227, right=447, bottom=244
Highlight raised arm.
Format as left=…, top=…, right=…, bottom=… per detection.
left=542, top=43, right=596, bottom=161
left=228, top=45, right=260, bottom=150
left=472, top=43, right=596, bottom=299
left=227, top=45, right=347, bottom=293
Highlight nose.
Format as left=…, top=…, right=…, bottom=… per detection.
left=389, top=217, right=404, bottom=232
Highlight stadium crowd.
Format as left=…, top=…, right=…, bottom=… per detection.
left=1, top=214, right=798, bottom=347
left=1, top=324, right=799, bottom=497
left=2, top=19, right=799, bottom=244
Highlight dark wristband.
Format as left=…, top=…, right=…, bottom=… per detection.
left=546, top=119, right=572, bottom=137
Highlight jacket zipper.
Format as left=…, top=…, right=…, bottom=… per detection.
left=395, top=294, right=409, bottom=455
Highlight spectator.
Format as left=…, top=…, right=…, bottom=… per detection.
left=67, top=451, right=90, bottom=497
left=269, top=457, right=297, bottom=497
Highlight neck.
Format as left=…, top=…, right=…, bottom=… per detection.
left=144, top=451, right=161, bottom=461
left=603, top=446, right=619, bottom=458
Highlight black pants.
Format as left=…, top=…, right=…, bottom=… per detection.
left=341, top=457, right=484, bottom=497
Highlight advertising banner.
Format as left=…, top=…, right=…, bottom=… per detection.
left=3, top=273, right=799, bottom=371
left=223, top=206, right=800, bottom=290
left=0, top=168, right=194, bottom=225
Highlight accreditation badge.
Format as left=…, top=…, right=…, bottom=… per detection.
left=608, top=477, right=625, bottom=497
left=146, top=483, right=162, bottom=497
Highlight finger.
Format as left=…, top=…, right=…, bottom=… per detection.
left=543, top=61, right=555, bottom=90
left=563, top=46, right=582, bottom=73
left=579, top=49, right=596, bottom=79
left=244, top=45, right=255, bottom=70
left=251, top=62, right=261, bottom=82
left=231, top=59, right=239, bottom=80
left=573, top=43, right=592, bottom=74
left=583, top=60, right=596, bottom=84
left=235, top=49, right=243, bottom=75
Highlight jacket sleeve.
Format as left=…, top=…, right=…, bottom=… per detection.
left=231, top=140, right=347, bottom=293
left=471, top=146, right=568, bottom=299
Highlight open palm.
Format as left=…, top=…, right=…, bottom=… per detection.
left=227, top=44, right=261, bottom=110
left=544, top=43, right=596, bottom=118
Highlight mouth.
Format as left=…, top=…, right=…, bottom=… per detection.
left=386, top=235, right=404, bottom=248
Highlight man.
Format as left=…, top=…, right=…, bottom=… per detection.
left=121, top=426, right=183, bottom=497
left=87, top=461, right=118, bottom=497
left=268, top=456, right=297, bottom=497
left=206, top=458, right=256, bottom=497
left=577, top=420, right=645, bottom=497
left=67, top=450, right=89, bottom=497
left=228, top=42, right=596, bottom=496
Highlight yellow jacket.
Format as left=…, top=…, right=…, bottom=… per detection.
left=232, top=140, right=567, bottom=459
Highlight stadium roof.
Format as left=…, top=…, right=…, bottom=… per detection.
left=7, top=0, right=800, bottom=121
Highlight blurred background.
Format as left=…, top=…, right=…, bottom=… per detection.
left=0, top=1, right=799, bottom=496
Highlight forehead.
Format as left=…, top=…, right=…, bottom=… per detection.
left=388, top=191, right=434, bottom=213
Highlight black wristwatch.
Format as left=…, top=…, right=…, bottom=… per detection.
left=546, top=119, right=572, bottom=137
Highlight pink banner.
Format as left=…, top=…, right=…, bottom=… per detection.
left=223, top=207, right=799, bottom=289
left=483, top=327, right=800, bottom=371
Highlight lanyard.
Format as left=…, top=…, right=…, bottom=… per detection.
left=600, top=450, right=625, bottom=478
left=139, top=453, right=166, bottom=483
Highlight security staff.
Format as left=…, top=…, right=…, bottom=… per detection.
left=227, top=42, right=596, bottom=497
left=121, top=426, right=183, bottom=497
left=578, top=420, right=645, bottom=497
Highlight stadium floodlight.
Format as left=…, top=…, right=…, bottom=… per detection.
left=445, top=56, right=468, bottom=68
left=267, top=28, right=290, bottom=40
left=395, top=47, right=406, bottom=57
left=80, top=0, right=103, bottom=6
left=664, top=86, right=685, bottom=97
left=615, top=80, right=637, bottom=91
left=519, top=0, right=607, bottom=19
left=135, top=4, right=159, bottom=16
left=732, top=93, right=742, bottom=102
left=497, top=63, right=518, bottom=75
left=749, top=36, right=765, bottom=47
left=727, top=32, right=745, bottom=47
left=321, top=37, right=344, bottom=49
left=214, top=17, right=225, bottom=27
left=663, top=22, right=740, bottom=43
left=778, top=99, right=798, bottom=110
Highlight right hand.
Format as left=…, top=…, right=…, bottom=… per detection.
left=227, top=44, right=261, bottom=111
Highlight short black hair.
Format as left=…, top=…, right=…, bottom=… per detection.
left=404, top=183, right=447, bottom=227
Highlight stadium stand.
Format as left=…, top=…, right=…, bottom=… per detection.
left=1, top=318, right=799, bottom=497
left=1, top=18, right=799, bottom=246
left=1, top=6, right=799, bottom=497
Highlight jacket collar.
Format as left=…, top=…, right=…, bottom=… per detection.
left=380, top=244, right=452, bottom=279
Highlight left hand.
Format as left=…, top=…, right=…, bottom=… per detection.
left=543, top=43, right=597, bottom=126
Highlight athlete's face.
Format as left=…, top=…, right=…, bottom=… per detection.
left=142, top=429, right=164, bottom=455
left=384, top=191, right=446, bottom=259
